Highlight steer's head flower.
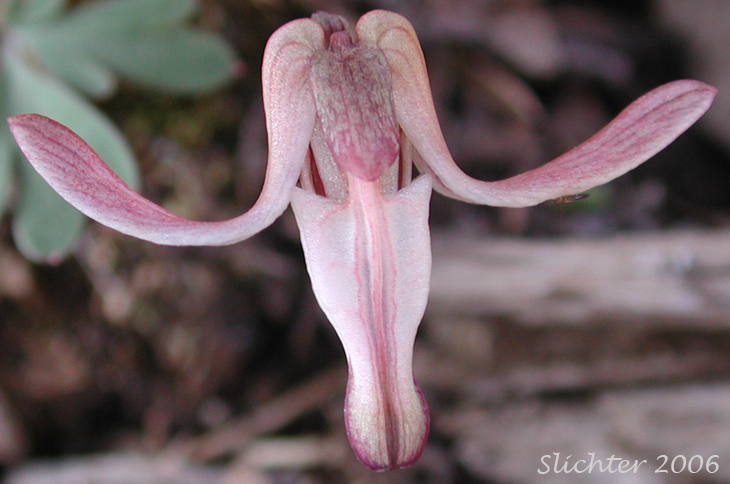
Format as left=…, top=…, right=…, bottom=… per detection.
left=7, top=10, right=715, bottom=471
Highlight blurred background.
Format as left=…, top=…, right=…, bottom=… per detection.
left=1, top=0, right=730, bottom=483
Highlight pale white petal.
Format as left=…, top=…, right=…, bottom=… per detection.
left=291, top=175, right=432, bottom=470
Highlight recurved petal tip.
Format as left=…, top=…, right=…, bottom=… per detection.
left=401, top=77, right=716, bottom=207
left=7, top=114, right=301, bottom=246
left=368, top=9, right=717, bottom=209
left=473, top=79, right=717, bottom=207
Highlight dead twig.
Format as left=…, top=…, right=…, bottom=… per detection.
left=187, top=365, right=346, bottom=462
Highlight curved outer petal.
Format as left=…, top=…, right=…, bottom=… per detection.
left=7, top=18, right=324, bottom=246
left=291, top=175, right=433, bottom=470
left=358, top=11, right=717, bottom=207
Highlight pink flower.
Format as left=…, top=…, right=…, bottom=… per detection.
left=8, top=10, right=715, bottom=471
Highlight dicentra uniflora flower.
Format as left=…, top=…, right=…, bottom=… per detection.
left=8, top=10, right=716, bottom=471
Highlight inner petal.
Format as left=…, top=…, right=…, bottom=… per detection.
left=310, top=37, right=399, bottom=181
